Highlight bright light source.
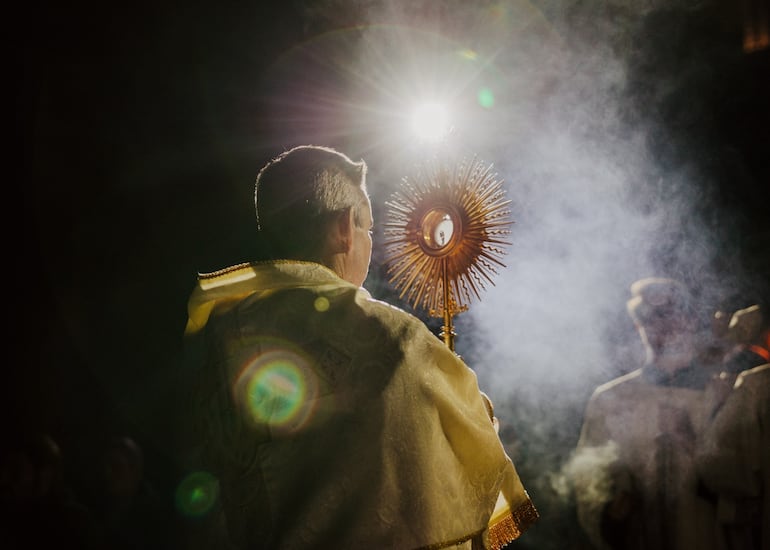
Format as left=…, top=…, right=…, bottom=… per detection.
left=410, top=102, right=450, bottom=142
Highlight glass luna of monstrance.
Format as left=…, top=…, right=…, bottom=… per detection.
left=383, top=156, right=513, bottom=352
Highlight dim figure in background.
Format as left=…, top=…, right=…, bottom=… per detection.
left=0, top=432, right=97, bottom=549
left=571, top=277, right=719, bottom=550
left=697, top=362, right=769, bottom=550
left=178, top=145, right=536, bottom=549
left=720, top=303, right=769, bottom=380
left=702, top=302, right=769, bottom=424
left=92, top=436, right=173, bottom=550
left=696, top=304, right=769, bottom=550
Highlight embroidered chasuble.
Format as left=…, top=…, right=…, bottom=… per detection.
left=182, top=260, right=537, bottom=549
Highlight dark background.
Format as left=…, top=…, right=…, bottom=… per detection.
left=13, top=0, right=770, bottom=548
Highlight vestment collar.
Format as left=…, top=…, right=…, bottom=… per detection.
left=185, top=260, right=356, bottom=335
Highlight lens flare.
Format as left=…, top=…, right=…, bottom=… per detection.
left=477, top=87, right=495, bottom=109
left=314, top=296, right=330, bottom=312
left=457, top=48, right=478, bottom=61
left=247, top=361, right=306, bottom=424
left=234, top=347, right=319, bottom=434
left=410, top=101, right=450, bottom=142
left=175, top=471, right=219, bottom=518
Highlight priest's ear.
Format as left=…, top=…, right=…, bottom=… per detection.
left=329, top=207, right=354, bottom=254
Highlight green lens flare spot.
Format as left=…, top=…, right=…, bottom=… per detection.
left=175, top=471, right=219, bottom=517
left=477, top=87, right=495, bottom=109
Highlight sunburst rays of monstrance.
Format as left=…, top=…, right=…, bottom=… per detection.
left=383, top=156, right=513, bottom=352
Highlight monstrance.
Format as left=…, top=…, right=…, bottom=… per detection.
left=383, top=156, right=513, bottom=352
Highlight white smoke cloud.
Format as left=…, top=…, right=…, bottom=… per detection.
left=257, top=2, right=759, bottom=547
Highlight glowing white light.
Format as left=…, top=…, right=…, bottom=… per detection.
left=410, top=102, right=450, bottom=142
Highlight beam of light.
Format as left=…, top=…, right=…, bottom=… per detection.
left=252, top=23, right=533, bottom=166
left=175, top=471, right=220, bottom=518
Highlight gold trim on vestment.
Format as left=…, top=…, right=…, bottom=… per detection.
left=488, top=498, right=540, bottom=550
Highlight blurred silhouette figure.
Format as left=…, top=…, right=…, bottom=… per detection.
left=0, top=431, right=97, bottom=549
left=91, top=435, right=173, bottom=550
left=571, top=277, right=720, bottom=550
left=696, top=301, right=769, bottom=550
left=705, top=302, right=769, bottom=420
left=696, top=361, right=769, bottom=550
